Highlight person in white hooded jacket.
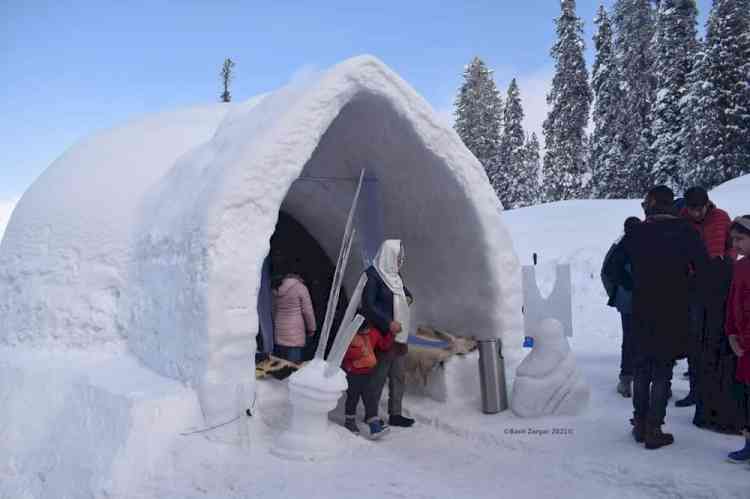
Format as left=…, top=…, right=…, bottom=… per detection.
left=359, top=239, right=415, bottom=428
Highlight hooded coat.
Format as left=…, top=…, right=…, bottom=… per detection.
left=272, top=275, right=317, bottom=348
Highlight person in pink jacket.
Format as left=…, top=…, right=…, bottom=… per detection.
left=272, top=274, right=316, bottom=363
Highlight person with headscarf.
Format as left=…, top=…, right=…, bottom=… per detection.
left=359, top=239, right=415, bottom=428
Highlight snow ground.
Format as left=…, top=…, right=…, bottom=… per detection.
left=98, top=177, right=750, bottom=498
left=2, top=175, right=747, bottom=498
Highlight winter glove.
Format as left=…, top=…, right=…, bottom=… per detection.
left=394, top=342, right=409, bottom=357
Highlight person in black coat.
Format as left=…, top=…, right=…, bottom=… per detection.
left=607, top=185, right=709, bottom=449
left=601, top=216, right=641, bottom=397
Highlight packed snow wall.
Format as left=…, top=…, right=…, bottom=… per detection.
left=0, top=104, right=234, bottom=347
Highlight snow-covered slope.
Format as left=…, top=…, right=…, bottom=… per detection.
left=504, top=174, right=748, bottom=353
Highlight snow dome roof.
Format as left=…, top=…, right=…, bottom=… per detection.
left=0, top=55, right=522, bottom=387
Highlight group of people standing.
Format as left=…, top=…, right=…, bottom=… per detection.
left=602, top=185, right=750, bottom=461
left=270, top=239, right=415, bottom=440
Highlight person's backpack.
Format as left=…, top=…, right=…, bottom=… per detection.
left=350, top=333, right=377, bottom=370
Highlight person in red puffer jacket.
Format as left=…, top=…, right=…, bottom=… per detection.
left=681, top=187, right=735, bottom=260
left=725, top=216, right=750, bottom=463
left=342, top=323, right=394, bottom=439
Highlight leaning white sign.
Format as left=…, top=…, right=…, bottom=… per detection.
left=521, top=263, right=573, bottom=338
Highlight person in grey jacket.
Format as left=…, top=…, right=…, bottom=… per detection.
left=602, top=217, right=641, bottom=397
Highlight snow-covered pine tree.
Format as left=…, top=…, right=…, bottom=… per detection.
left=684, top=0, right=750, bottom=188
left=612, top=0, right=657, bottom=197
left=542, top=0, right=592, bottom=202
left=220, top=58, right=235, bottom=103
left=580, top=133, right=594, bottom=198
left=454, top=57, right=504, bottom=194
left=681, top=43, right=723, bottom=187
left=521, top=133, right=542, bottom=206
left=590, top=5, right=627, bottom=198
left=497, top=78, right=527, bottom=208
left=650, top=0, right=699, bottom=191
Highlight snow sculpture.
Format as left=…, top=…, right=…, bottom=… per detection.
left=274, top=359, right=349, bottom=460
left=511, top=318, right=589, bottom=417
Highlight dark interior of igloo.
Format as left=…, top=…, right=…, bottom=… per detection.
left=262, top=211, right=348, bottom=361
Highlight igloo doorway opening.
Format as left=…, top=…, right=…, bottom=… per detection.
left=262, top=211, right=350, bottom=361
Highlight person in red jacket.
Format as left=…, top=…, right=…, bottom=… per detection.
left=681, top=187, right=735, bottom=259
left=726, top=215, right=750, bottom=462
left=342, top=323, right=394, bottom=439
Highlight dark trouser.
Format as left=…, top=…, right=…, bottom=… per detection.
left=370, top=349, right=406, bottom=416
left=345, top=372, right=379, bottom=421
left=620, top=313, right=634, bottom=378
left=274, top=345, right=303, bottom=363
left=633, top=356, right=674, bottom=426
left=686, top=304, right=704, bottom=396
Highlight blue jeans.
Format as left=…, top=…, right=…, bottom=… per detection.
left=274, top=345, right=303, bottom=363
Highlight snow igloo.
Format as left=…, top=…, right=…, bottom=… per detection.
left=0, top=55, right=522, bottom=493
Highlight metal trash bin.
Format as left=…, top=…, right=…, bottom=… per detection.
left=478, top=339, right=508, bottom=414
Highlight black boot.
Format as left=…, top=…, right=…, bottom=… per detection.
left=617, top=376, right=633, bottom=398
left=630, top=418, right=645, bottom=443
left=388, top=414, right=415, bottom=427
left=675, top=393, right=696, bottom=407
left=644, top=425, right=674, bottom=450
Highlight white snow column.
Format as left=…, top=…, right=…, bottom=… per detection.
left=0, top=104, right=232, bottom=347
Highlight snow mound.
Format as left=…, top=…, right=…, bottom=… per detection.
left=0, top=348, right=202, bottom=499
left=709, top=173, right=750, bottom=217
